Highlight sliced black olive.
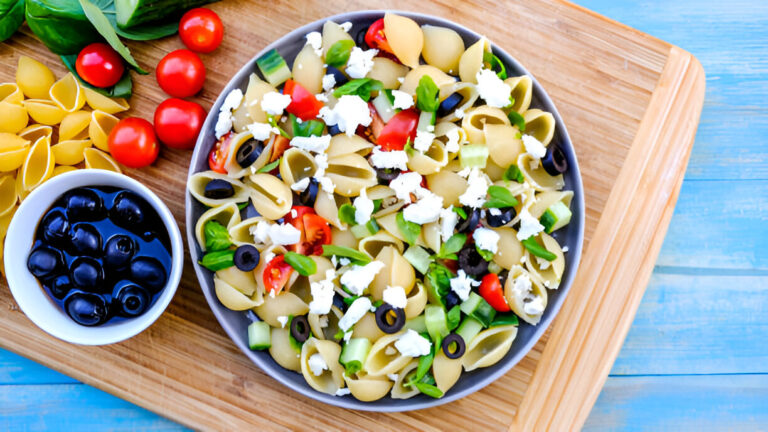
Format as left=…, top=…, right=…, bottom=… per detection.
left=290, top=315, right=311, bottom=343
left=437, top=92, right=463, bottom=118
left=114, top=283, right=150, bottom=317
left=49, top=275, right=73, bottom=300
left=541, top=144, right=568, bottom=176
left=110, top=191, right=146, bottom=227
left=233, top=245, right=260, bottom=272
left=354, top=25, right=369, bottom=49
left=65, top=188, right=105, bottom=222
left=458, top=245, right=488, bottom=277
left=444, top=291, right=461, bottom=310
left=27, top=246, right=63, bottom=280
left=70, top=257, right=104, bottom=292
left=69, top=223, right=102, bottom=257
left=235, top=138, right=263, bottom=168
left=326, top=66, right=349, bottom=88
left=328, top=124, right=342, bottom=136
left=442, top=333, right=466, bottom=359
left=455, top=207, right=480, bottom=233
left=486, top=207, right=516, bottom=228
left=375, top=304, right=406, bottom=334
left=65, top=291, right=109, bottom=326
left=204, top=179, right=235, bottom=199
left=129, top=257, right=167, bottom=292
left=298, top=177, right=319, bottom=207
left=375, top=168, right=401, bottom=184
left=103, top=235, right=136, bottom=270
left=39, top=209, right=70, bottom=245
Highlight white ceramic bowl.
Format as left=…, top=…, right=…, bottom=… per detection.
left=5, top=170, right=183, bottom=345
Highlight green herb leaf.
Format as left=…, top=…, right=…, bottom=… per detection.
left=427, top=263, right=454, bottom=299
left=452, top=206, right=467, bottom=220
left=437, top=233, right=467, bottom=259
left=325, top=39, right=355, bottom=67
left=414, top=381, right=443, bottom=398
left=476, top=244, right=495, bottom=261
left=490, top=312, right=519, bottom=327
left=291, top=114, right=325, bottom=137
left=321, top=245, right=372, bottom=265
left=415, top=75, right=440, bottom=112
left=284, top=252, right=317, bottom=276
left=78, top=0, right=148, bottom=74
left=521, top=237, right=557, bottom=261
left=333, top=78, right=383, bottom=102
left=414, top=349, right=435, bottom=384
left=334, top=329, right=345, bottom=341
left=503, top=164, right=525, bottom=183
left=0, top=0, right=24, bottom=42
left=372, top=199, right=383, bottom=213
left=203, top=221, right=232, bottom=251
left=403, top=140, right=415, bottom=157
left=257, top=159, right=280, bottom=173
left=61, top=54, right=133, bottom=98
left=396, top=211, right=421, bottom=246
left=483, top=51, right=507, bottom=80
left=447, top=306, right=462, bottom=331
left=237, top=202, right=249, bottom=211
left=114, top=19, right=179, bottom=41
left=366, top=219, right=380, bottom=234
left=267, top=114, right=291, bottom=138
left=508, top=110, right=526, bottom=132
left=338, top=203, right=357, bottom=226
left=200, top=250, right=235, bottom=271
left=342, top=295, right=360, bottom=306
left=484, top=185, right=519, bottom=209
left=372, top=299, right=383, bottom=308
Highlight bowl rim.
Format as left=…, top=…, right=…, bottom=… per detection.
left=5, top=169, right=184, bottom=346
left=186, top=9, right=585, bottom=411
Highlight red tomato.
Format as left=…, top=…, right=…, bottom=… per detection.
left=377, top=109, right=419, bottom=151
left=270, top=135, right=291, bottom=163
left=75, top=43, right=124, bottom=88
left=284, top=206, right=316, bottom=227
left=478, top=273, right=510, bottom=312
left=208, top=132, right=232, bottom=173
left=283, top=79, right=324, bottom=120
left=156, top=49, right=206, bottom=98
left=285, top=207, right=332, bottom=255
left=364, top=18, right=393, bottom=54
left=262, top=255, right=294, bottom=294
left=107, top=117, right=159, bottom=168
left=179, top=8, right=224, bottom=53
left=153, top=98, right=207, bottom=150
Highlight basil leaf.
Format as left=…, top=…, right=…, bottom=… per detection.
left=291, top=114, right=325, bottom=137
left=78, top=0, right=148, bottom=74
left=414, top=349, right=436, bottom=383
left=452, top=206, right=467, bottom=220
left=475, top=244, right=495, bottom=261
left=200, top=250, right=234, bottom=271
left=508, top=110, right=526, bottom=132
left=502, top=164, right=525, bottom=183
left=284, top=252, right=317, bottom=276
left=343, top=295, right=360, bottom=306
left=438, top=233, right=466, bottom=259
left=114, top=19, right=179, bottom=41
left=321, top=245, right=372, bottom=265
left=491, top=312, right=519, bottom=327
left=203, top=221, right=232, bottom=251
left=483, top=51, right=507, bottom=79
left=484, top=185, right=519, bottom=209
left=415, top=75, right=440, bottom=112
left=447, top=306, right=462, bottom=331
left=396, top=212, right=421, bottom=246
left=414, top=382, right=443, bottom=398
left=257, top=159, right=280, bottom=173
left=333, top=78, right=383, bottom=102
left=372, top=199, right=382, bottom=213
left=61, top=54, right=133, bottom=98
left=338, top=203, right=357, bottom=226
left=325, top=39, right=354, bottom=67
left=0, top=0, right=24, bottom=42
left=522, top=237, right=557, bottom=261
left=427, top=263, right=454, bottom=298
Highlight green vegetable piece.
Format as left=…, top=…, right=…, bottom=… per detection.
left=203, top=221, right=232, bottom=251
left=113, top=19, right=179, bottom=41
left=483, top=51, right=507, bottom=80
left=522, top=237, right=557, bottom=261
left=257, top=158, right=280, bottom=173
left=415, top=75, right=440, bottom=112
left=459, top=144, right=489, bottom=168
left=425, top=263, right=453, bottom=306
left=455, top=316, right=484, bottom=344
left=248, top=321, right=271, bottom=350
left=200, top=250, right=235, bottom=271
left=475, top=244, right=494, bottom=261
left=503, top=163, right=525, bottom=183
left=25, top=0, right=102, bottom=55
left=114, top=0, right=213, bottom=29
left=325, top=39, right=354, bottom=68
left=0, top=0, right=25, bottom=42
left=484, top=185, right=519, bottom=209
left=338, top=203, right=357, bottom=226
left=413, top=349, right=435, bottom=384
left=342, top=295, right=360, bottom=306
left=333, top=78, right=383, bottom=102
left=396, top=211, right=421, bottom=246
left=404, top=315, right=427, bottom=333
left=446, top=305, right=462, bottom=331
left=540, top=201, right=572, bottom=234
left=425, top=305, right=449, bottom=342
left=452, top=206, right=467, bottom=220
left=78, top=0, right=148, bottom=73
left=403, top=245, right=431, bottom=274
left=507, top=110, right=526, bottom=132
left=283, top=252, right=317, bottom=276
left=349, top=218, right=379, bottom=238
left=256, top=49, right=292, bottom=87
left=436, top=233, right=467, bottom=260
left=460, top=292, right=496, bottom=327
left=414, top=381, right=444, bottom=398
left=267, top=114, right=290, bottom=139
left=340, top=337, right=371, bottom=376
left=490, top=312, right=519, bottom=327
left=321, top=244, right=372, bottom=265
left=291, top=114, right=325, bottom=138
left=61, top=54, right=133, bottom=99
left=416, top=110, right=436, bottom=133
left=372, top=91, right=397, bottom=123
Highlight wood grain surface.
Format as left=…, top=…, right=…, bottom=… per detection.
left=0, top=0, right=704, bottom=430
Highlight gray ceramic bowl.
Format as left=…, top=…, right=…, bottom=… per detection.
left=186, top=10, right=585, bottom=411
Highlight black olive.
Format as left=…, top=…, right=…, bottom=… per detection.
left=375, top=168, right=401, bottom=184
left=290, top=315, right=311, bottom=343
left=298, top=177, right=319, bottom=207
left=444, top=291, right=461, bottom=310
left=110, top=191, right=146, bottom=227
left=441, top=333, right=466, bottom=359
left=455, top=207, right=480, bottom=233
left=236, top=139, right=263, bottom=168
left=65, top=188, right=105, bottom=221
left=27, top=246, right=63, bottom=279
left=129, top=257, right=167, bottom=292
left=40, top=210, right=70, bottom=245
left=541, top=144, right=568, bottom=176
left=65, top=291, right=109, bottom=326
left=328, top=124, right=342, bottom=136
left=325, top=66, right=349, bottom=88
left=375, top=304, right=406, bottom=334
left=49, top=275, right=73, bottom=300
left=233, top=245, right=260, bottom=272
left=70, top=257, right=104, bottom=292
left=486, top=207, right=517, bottom=228
left=458, top=245, right=488, bottom=277
left=497, top=270, right=510, bottom=288
left=354, top=25, right=369, bottom=49
left=437, top=93, right=463, bottom=118
left=69, top=223, right=102, bottom=257
left=114, top=283, right=150, bottom=317
left=103, top=235, right=136, bottom=270
left=203, top=179, right=235, bottom=199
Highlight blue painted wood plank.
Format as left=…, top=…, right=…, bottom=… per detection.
left=0, top=350, right=77, bottom=385
left=586, top=374, right=768, bottom=431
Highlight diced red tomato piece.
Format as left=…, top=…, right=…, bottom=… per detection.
left=263, top=255, right=294, bottom=294
left=478, top=273, right=510, bottom=312
left=283, top=79, right=324, bottom=120
left=208, top=132, right=233, bottom=173
left=364, top=18, right=393, bottom=54
left=377, top=109, right=419, bottom=151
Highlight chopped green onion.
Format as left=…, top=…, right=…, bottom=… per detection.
left=283, top=252, right=317, bottom=276
left=508, top=110, right=526, bottom=132
left=425, top=305, right=449, bottom=342
left=200, top=250, right=235, bottom=271
left=484, top=185, right=519, bottom=208
left=483, top=51, right=507, bottom=79
left=257, top=158, right=280, bottom=173
left=203, top=221, right=231, bottom=251
left=339, top=337, right=371, bottom=376
left=522, top=237, right=557, bottom=261
left=321, top=245, right=371, bottom=265
left=338, top=203, right=357, bottom=226
left=325, top=39, right=355, bottom=67
left=456, top=316, right=484, bottom=344
left=503, top=164, right=525, bottom=183
left=396, top=211, right=421, bottom=246
left=452, top=206, right=467, bottom=219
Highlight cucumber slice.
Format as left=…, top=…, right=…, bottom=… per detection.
left=351, top=219, right=380, bottom=239
left=404, top=315, right=428, bottom=333
left=417, top=110, right=436, bottom=132
left=424, top=279, right=445, bottom=307
left=455, top=316, right=484, bottom=345
left=540, top=201, right=573, bottom=233
left=460, top=292, right=497, bottom=327
left=115, top=0, right=212, bottom=29
left=425, top=305, right=449, bottom=342
left=459, top=144, right=489, bottom=169
left=339, top=338, right=371, bottom=375
left=372, top=91, right=397, bottom=123
left=248, top=321, right=271, bottom=350
left=403, top=245, right=431, bottom=274
left=256, top=49, right=292, bottom=87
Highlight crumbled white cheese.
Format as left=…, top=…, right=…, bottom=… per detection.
left=339, top=258, right=351, bottom=266
left=290, top=209, right=298, bottom=218
left=474, top=227, right=500, bottom=254
left=340, top=261, right=385, bottom=296
left=261, top=91, right=292, bottom=115
left=308, top=353, right=328, bottom=376
left=246, top=122, right=274, bottom=141
left=524, top=296, right=545, bottom=316
left=343, top=330, right=353, bottom=342
left=457, top=167, right=471, bottom=178
left=536, top=256, right=552, bottom=270
left=413, top=130, right=435, bottom=153
left=385, top=346, right=397, bottom=356
left=314, top=153, right=328, bottom=176
left=489, top=208, right=502, bottom=217
left=309, top=269, right=337, bottom=315
left=427, top=124, right=435, bottom=132
left=459, top=168, right=489, bottom=208
left=455, top=108, right=465, bottom=119
left=510, top=273, right=532, bottom=299
left=291, top=177, right=310, bottom=192
left=338, top=297, right=373, bottom=331
left=387, top=373, right=399, bottom=382
left=315, top=93, right=329, bottom=102
left=562, top=246, right=569, bottom=253
left=397, top=76, right=405, bottom=84
left=316, top=176, right=336, bottom=195
left=395, top=329, right=432, bottom=357
left=353, top=188, right=374, bottom=225
left=339, top=21, right=353, bottom=32
left=369, top=147, right=409, bottom=171
left=391, top=90, right=414, bottom=109
left=517, top=209, right=545, bottom=241
left=335, top=387, right=351, bottom=397
left=520, top=255, right=527, bottom=264
left=252, top=220, right=271, bottom=243
left=290, top=134, right=332, bottom=153
left=269, top=223, right=302, bottom=245
left=214, top=89, right=244, bottom=138
left=389, top=172, right=423, bottom=201
left=403, top=190, right=443, bottom=224
left=450, top=269, right=480, bottom=301
left=439, top=205, right=458, bottom=242
left=382, top=285, right=407, bottom=309
left=305, top=31, right=323, bottom=56
left=276, top=316, right=289, bottom=328
left=522, top=135, right=547, bottom=159
left=345, top=47, right=378, bottom=79
left=476, top=68, right=512, bottom=108
left=322, top=74, right=336, bottom=92
left=445, top=128, right=461, bottom=153
left=318, top=95, right=372, bottom=136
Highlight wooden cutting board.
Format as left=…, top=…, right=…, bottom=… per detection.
left=0, top=0, right=705, bottom=430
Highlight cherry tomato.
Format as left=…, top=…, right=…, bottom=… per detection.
left=156, top=49, right=206, bottom=98
left=270, top=135, right=291, bottom=163
left=262, top=255, right=294, bottom=294
left=377, top=109, right=419, bottom=151
left=283, top=79, right=323, bottom=120
left=208, top=132, right=233, bottom=173
left=179, top=8, right=224, bottom=53
left=364, top=18, right=393, bottom=54
left=285, top=207, right=332, bottom=255
left=107, top=117, right=159, bottom=168
left=75, top=43, right=125, bottom=88
left=478, top=273, right=510, bottom=312
left=153, top=98, right=207, bottom=150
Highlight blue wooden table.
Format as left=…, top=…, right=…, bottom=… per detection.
left=2, top=1, right=766, bottom=430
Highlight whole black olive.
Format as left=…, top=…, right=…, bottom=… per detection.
left=458, top=245, right=488, bottom=277
left=204, top=179, right=235, bottom=199
left=375, top=168, right=401, bottom=184
left=69, top=223, right=102, bottom=257
left=49, top=275, right=73, bottom=299
left=110, top=191, right=145, bottom=227
left=27, top=246, right=63, bottom=279
left=441, top=333, right=466, bottom=359
left=114, top=283, right=150, bottom=317
left=290, top=315, right=311, bottom=343
left=298, top=177, right=319, bottom=207
left=235, top=139, right=263, bottom=168
left=354, top=25, right=369, bottom=49
left=325, top=66, right=349, bottom=88
left=103, top=235, right=136, bottom=270
left=65, top=291, right=109, bottom=326
left=437, top=93, right=463, bottom=118
left=327, top=124, right=342, bottom=136
left=64, top=188, right=104, bottom=221
left=375, top=304, right=406, bottom=334
left=444, top=291, right=461, bottom=310
left=130, top=257, right=167, bottom=292
left=486, top=207, right=517, bottom=228
left=455, top=207, right=481, bottom=233
left=70, top=257, right=104, bottom=292
left=39, top=210, right=70, bottom=245
left=233, top=245, right=260, bottom=272
left=541, top=144, right=568, bottom=176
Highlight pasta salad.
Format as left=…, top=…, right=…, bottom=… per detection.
left=189, top=13, right=573, bottom=402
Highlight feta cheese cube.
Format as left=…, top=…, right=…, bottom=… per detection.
left=475, top=68, right=512, bottom=108
left=353, top=187, right=374, bottom=225
left=445, top=128, right=461, bottom=153
left=338, top=297, right=373, bottom=331
left=389, top=172, right=423, bottom=201
left=369, top=147, right=409, bottom=170
left=290, top=134, right=332, bottom=153
left=382, top=285, right=407, bottom=309
left=474, top=227, right=500, bottom=254
left=318, top=95, right=372, bottom=136
left=459, top=168, right=489, bottom=208
left=439, top=205, right=458, bottom=242
left=345, top=47, right=378, bottom=79
left=291, top=177, right=311, bottom=192
left=413, top=130, right=436, bottom=153
left=517, top=209, right=545, bottom=241
left=322, top=74, right=336, bottom=92
left=340, top=261, right=385, bottom=296
left=214, top=89, right=244, bottom=138
left=403, top=190, right=443, bottom=224
left=391, top=90, right=414, bottom=110
left=450, top=269, right=480, bottom=301
left=305, top=31, right=323, bottom=56
left=395, top=329, right=432, bottom=357
left=522, top=134, right=547, bottom=159
left=269, top=223, right=302, bottom=245
left=246, top=122, right=274, bottom=141
left=308, top=353, right=328, bottom=376
left=309, top=269, right=336, bottom=315
left=261, top=91, right=292, bottom=116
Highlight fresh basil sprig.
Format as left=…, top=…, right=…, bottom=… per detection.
left=321, top=245, right=371, bottom=265
left=503, top=164, right=525, bottom=183
left=204, top=221, right=232, bottom=251
left=325, top=39, right=354, bottom=67
left=484, top=185, right=519, bottom=209
left=521, top=237, right=557, bottom=261
left=415, top=75, right=440, bottom=112
left=396, top=211, right=421, bottom=246
left=483, top=51, right=507, bottom=79
left=333, top=78, right=383, bottom=102
left=508, top=110, right=526, bottom=132
left=433, top=233, right=466, bottom=260
left=338, top=203, right=357, bottom=226
left=200, top=250, right=235, bottom=271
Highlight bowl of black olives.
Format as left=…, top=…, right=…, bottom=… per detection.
left=4, top=170, right=183, bottom=345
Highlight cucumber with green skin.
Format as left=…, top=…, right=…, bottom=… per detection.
left=115, top=0, right=214, bottom=29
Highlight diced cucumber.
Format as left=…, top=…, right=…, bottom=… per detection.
left=351, top=219, right=380, bottom=239
left=115, top=0, right=212, bottom=29
left=339, top=338, right=371, bottom=375
left=540, top=201, right=573, bottom=233
left=455, top=316, right=484, bottom=345
left=424, top=279, right=445, bottom=307
left=425, top=305, right=449, bottom=342
left=459, top=144, right=489, bottom=169
left=403, top=245, right=431, bottom=274
left=372, top=91, right=397, bottom=123
left=417, top=110, right=436, bottom=132
left=404, top=315, right=428, bottom=333
left=256, top=49, right=292, bottom=87
left=248, top=321, right=271, bottom=350
left=490, top=312, right=519, bottom=327
left=460, top=292, right=497, bottom=327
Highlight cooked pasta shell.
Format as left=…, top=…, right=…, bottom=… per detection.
left=225, top=130, right=272, bottom=178
left=0, top=83, right=24, bottom=104
left=51, top=139, right=91, bottom=165
left=83, top=148, right=121, bottom=173
left=326, top=134, right=373, bottom=158
left=216, top=265, right=259, bottom=296
left=421, top=221, right=441, bottom=253
left=330, top=226, right=357, bottom=249
left=16, top=56, right=55, bottom=99
left=523, top=109, right=556, bottom=146
left=83, top=87, right=130, bottom=114
left=24, top=99, right=67, bottom=125
left=426, top=169, right=468, bottom=207
left=21, top=136, right=54, bottom=191
left=325, top=153, right=377, bottom=197
left=214, top=276, right=259, bottom=310
left=254, top=292, right=309, bottom=327
left=0, top=146, right=30, bottom=172
left=0, top=175, right=17, bottom=216
left=351, top=312, right=386, bottom=342
left=188, top=170, right=250, bottom=207
left=89, top=110, right=119, bottom=152
left=228, top=216, right=269, bottom=247
left=292, top=44, right=324, bottom=94
left=270, top=327, right=302, bottom=372
left=49, top=73, right=86, bottom=112
left=18, top=124, right=52, bottom=143
left=14, top=167, right=26, bottom=201
left=321, top=21, right=353, bottom=57
left=194, top=202, right=241, bottom=251
left=279, top=148, right=317, bottom=186
left=383, top=13, right=423, bottom=68
left=315, top=191, right=350, bottom=229
left=300, top=338, right=345, bottom=395
left=344, top=372, right=393, bottom=402
left=518, top=153, right=564, bottom=191
left=407, top=139, right=448, bottom=175
left=421, top=25, right=464, bottom=74
left=505, top=76, right=533, bottom=114
left=231, top=101, right=251, bottom=133
left=485, top=159, right=507, bottom=182
left=493, top=227, right=525, bottom=270
left=58, top=111, right=90, bottom=141
left=369, top=246, right=415, bottom=301
left=399, top=65, right=455, bottom=96
left=359, top=232, right=404, bottom=261
left=0, top=133, right=29, bottom=152
left=437, top=82, right=479, bottom=123
left=485, top=124, right=524, bottom=168
left=368, top=57, right=409, bottom=89
left=462, top=324, right=518, bottom=371
left=524, top=233, right=566, bottom=289
left=458, top=37, right=490, bottom=84
left=504, top=265, right=548, bottom=325
left=363, top=332, right=412, bottom=377
left=0, top=101, right=28, bottom=134
left=404, top=282, right=427, bottom=319
left=462, top=105, right=510, bottom=144
left=390, top=359, right=420, bottom=399
left=308, top=305, right=344, bottom=341
left=0, top=204, right=17, bottom=238
left=244, top=73, right=276, bottom=124
left=52, top=165, right=77, bottom=177
left=247, top=173, right=292, bottom=220
left=528, top=191, right=574, bottom=220
left=433, top=350, right=463, bottom=393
